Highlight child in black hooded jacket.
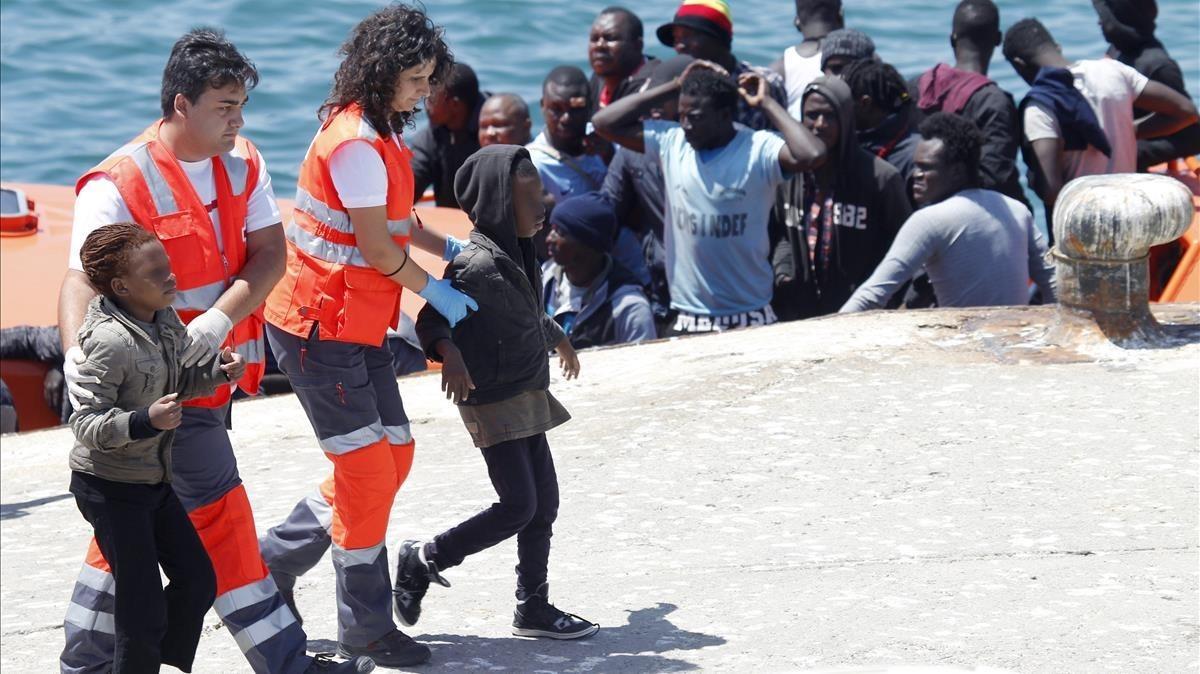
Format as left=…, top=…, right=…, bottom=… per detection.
left=404, top=145, right=598, bottom=640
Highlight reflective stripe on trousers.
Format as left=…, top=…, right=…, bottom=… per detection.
left=261, top=323, right=416, bottom=646
left=61, top=408, right=311, bottom=674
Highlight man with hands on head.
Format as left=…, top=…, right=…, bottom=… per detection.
left=593, top=59, right=827, bottom=334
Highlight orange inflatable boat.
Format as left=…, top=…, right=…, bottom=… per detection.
left=0, top=184, right=472, bottom=431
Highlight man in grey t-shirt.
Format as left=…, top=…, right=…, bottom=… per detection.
left=841, top=112, right=1056, bottom=312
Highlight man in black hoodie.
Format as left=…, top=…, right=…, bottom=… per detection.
left=1092, top=0, right=1200, bottom=169
left=773, top=76, right=913, bottom=319
left=404, top=145, right=599, bottom=642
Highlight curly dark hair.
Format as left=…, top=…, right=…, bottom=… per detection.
left=841, top=59, right=910, bottom=114
left=918, top=112, right=984, bottom=185
left=680, top=69, right=738, bottom=113
left=320, top=3, right=453, bottom=135
left=80, top=223, right=159, bottom=297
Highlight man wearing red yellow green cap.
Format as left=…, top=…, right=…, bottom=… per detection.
left=656, top=0, right=788, bottom=131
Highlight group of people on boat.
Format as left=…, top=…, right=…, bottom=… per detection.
left=6, top=0, right=1197, bottom=672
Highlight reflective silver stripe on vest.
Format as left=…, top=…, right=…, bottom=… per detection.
left=332, top=541, right=385, bottom=567
left=129, top=145, right=179, bottom=214
left=231, top=605, right=296, bottom=654
left=356, top=116, right=380, bottom=142
left=286, top=222, right=371, bottom=267
left=173, top=279, right=228, bottom=313
left=318, top=420, right=386, bottom=455
left=102, top=141, right=144, bottom=164
left=219, top=151, right=251, bottom=197
left=295, top=186, right=352, bottom=232
left=214, top=576, right=278, bottom=617
left=64, top=602, right=116, bottom=635
left=383, top=423, right=412, bottom=445
left=235, top=338, right=265, bottom=365
left=294, top=186, right=412, bottom=237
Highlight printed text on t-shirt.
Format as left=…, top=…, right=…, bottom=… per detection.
left=673, top=206, right=749, bottom=238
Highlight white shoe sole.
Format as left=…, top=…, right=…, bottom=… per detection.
left=511, top=624, right=600, bottom=640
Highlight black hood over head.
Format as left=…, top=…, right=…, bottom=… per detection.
left=1092, top=0, right=1158, bottom=52
left=802, top=76, right=859, bottom=190
left=454, top=144, right=532, bottom=263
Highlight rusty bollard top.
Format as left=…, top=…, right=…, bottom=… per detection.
left=1052, top=173, right=1193, bottom=344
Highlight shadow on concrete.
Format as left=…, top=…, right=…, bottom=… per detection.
left=306, top=603, right=724, bottom=672
left=1, top=493, right=71, bottom=520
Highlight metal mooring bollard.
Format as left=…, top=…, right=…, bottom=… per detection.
left=1052, top=173, right=1194, bottom=344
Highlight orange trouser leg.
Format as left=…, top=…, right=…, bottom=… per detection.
left=187, top=484, right=269, bottom=595
left=325, top=439, right=399, bottom=550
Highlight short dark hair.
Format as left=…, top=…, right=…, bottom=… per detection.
left=918, top=112, right=983, bottom=183
left=543, top=65, right=590, bottom=94
left=794, top=0, right=843, bottom=26
left=1002, top=17, right=1056, bottom=63
left=80, top=222, right=159, bottom=297
left=952, top=0, right=1000, bottom=45
left=160, top=27, right=259, bottom=119
left=486, top=92, right=530, bottom=120
left=441, top=63, right=482, bottom=106
left=680, top=69, right=738, bottom=113
left=598, top=6, right=644, bottom=40
left=840, top=59, right=910, bottom=114
left=321, top=4, right=453, bottom=135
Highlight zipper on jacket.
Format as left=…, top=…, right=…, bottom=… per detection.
left=335, top=382, right=347, bottom=406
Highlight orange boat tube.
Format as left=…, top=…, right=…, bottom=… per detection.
left=1, top=183, right=472, bottom=431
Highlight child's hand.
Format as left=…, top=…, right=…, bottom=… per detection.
left=436, top=340, right=475, bottom=403
left=149, top=393, right=182, bottom=430
left=219, top=347, right=245, bottom=381
left=555, top=338, right=580, bottom=380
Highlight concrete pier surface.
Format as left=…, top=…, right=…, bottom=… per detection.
left=3, top=306, right=1197, bottom=673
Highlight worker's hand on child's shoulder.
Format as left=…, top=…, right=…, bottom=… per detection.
left=555, top=338, right=580, bottom=381
left=218, top=347, right=246, bottom=381
left=436, top=340, right=475, bottom=404
left=149, top=393, right=182, bottom=431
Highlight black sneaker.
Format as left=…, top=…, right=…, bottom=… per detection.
left=392, top=540, right=450, bottom=627
left=337, top=630, right=431, bottom=668
left=304, top=652, right=376, bottom=673
left=512, top=584, right=599, bottom=640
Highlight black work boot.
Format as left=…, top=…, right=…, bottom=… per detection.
left=304, top=652, right=375, bottom=673
left=392, top=540, right=450, bottom=626
left=512, top=583, right=599, bottom=640
left=337, top=630, right=431, bottom=668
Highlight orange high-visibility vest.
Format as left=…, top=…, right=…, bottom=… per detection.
left=264, top=103, right=414, bottom=347
left=76, top=120, right=267, bottom=408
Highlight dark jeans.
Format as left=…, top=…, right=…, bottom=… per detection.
left=70, top=471, right=216, bottom=674
left=432, top=433, right=559, bottom=595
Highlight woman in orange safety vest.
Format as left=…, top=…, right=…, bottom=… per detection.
left=260, top=4, right=473, bottom=667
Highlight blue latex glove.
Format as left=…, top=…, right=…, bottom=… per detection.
left=418, top=274, right=478, bottom=327
left=443, top=235, right=469, bottom=262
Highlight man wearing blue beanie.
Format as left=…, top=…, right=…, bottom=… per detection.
left=542, top=193, right=657, bottom=348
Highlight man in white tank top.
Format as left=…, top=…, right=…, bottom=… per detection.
left=771, top=0, right=844, bottom=117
